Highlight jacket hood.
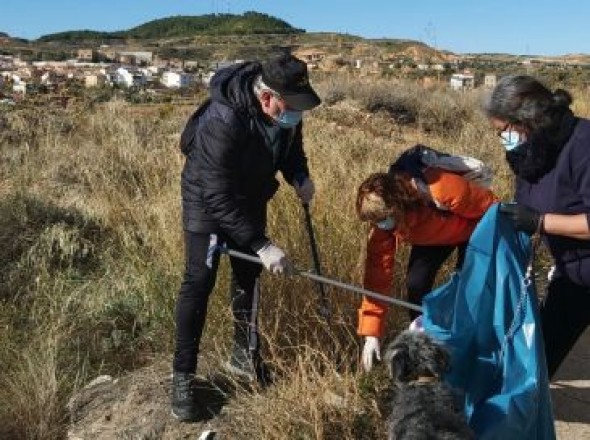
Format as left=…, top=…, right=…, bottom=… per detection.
left=208, top=61, right=262, bottom=117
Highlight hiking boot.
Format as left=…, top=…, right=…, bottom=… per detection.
left=171, top=372, right=200, bottom=422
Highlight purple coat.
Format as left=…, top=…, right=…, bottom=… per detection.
left=516, top=118, right=590, bottom=286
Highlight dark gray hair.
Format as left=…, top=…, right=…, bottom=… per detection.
left=484, top=75, right=573, bottom=131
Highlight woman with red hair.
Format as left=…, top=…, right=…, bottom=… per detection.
left=356, top=168, right=498, bottom=371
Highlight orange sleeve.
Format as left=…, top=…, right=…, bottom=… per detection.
left=425, top=168, right=499, bottom=220
left=357, top=227, right=397, bottom=338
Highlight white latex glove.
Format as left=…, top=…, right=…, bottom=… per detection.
left=408, top=315, right=424, bottom=332
left=547, top=265, right=556, bottom=281
left=256, top=242, right=292, bottom=275
left=362, top=336, right=381, bottom=372
left=293, top=177, right=315, bottom=204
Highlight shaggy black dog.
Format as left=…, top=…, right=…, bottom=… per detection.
left=384, top=330, right=474, bottom=440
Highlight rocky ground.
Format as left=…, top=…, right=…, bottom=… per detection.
left=66, top=329, right=590, bottom=439
left=66, top=358, right=235, bottom=439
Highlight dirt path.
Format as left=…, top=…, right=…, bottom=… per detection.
left=553, top=327, right=590, bottom=439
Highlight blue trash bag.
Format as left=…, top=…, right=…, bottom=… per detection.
left=421, top=204, right=556, bottom=440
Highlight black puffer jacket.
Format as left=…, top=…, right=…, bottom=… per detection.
left=179, top=61, right=309, bottom=251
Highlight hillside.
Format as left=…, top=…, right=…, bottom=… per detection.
left=4, top=11, right=455, bottom=64
left=37, top=30, right=122, bottom=43
left=37, top=12, right=304, bottom=43
left=0, top=32, right=26, bottom=44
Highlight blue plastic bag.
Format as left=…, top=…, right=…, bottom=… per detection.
left=421, top=204, right=555, bottom=439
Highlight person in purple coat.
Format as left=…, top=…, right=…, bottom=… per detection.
left=485, top=75, right=590, bottom=379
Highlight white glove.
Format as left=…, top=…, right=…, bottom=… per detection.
left=547, top=265, right=556, bottom=281
left=256, top=242, right=292, bottom=275
left=293, top=177, right=315, bottom=204
left=362, top=336, right=381, bottom=372
left=408, top=315, right=424, bottom=332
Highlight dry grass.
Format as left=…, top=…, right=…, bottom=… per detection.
left=1, top=79, right=589, bottom=439
left=220, top=346, right=388, bottom=440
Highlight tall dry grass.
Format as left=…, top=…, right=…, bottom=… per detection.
left=1, top=78, right=589, bottom=439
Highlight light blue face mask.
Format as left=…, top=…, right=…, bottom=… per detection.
left=376, top=216, right=396, bottom=231
left=275, top=109, right=302, bottom=128
left=499, top=131, right=522, bottom=151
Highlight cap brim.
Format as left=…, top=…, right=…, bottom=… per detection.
left=281, top=86, right=321, bottom=111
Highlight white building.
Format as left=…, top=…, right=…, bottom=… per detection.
left=13, top=58, right=28, bottom=68
left=484, top=74, right=497, bottom=89
left=161, top=71, right=193, bottom=88
left=114, top=67, right=147, bottom=88
left=40, top=71, right=56, bottom=85
left=13, top=82, right=26, bottom=95
left=147, top=66, right=162, bottom=76
left=115, top=67, right=133, bottom=87
left=118, top=51, right=153, bottom=65
left=0, top=55, right=14, bottom=69
left=85, top=74, right=107, bottom=88
left=450, top=73, right=475, bottom=91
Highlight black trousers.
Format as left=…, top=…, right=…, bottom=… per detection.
left=173, top=231, right=262, bottom=374
left=406, top=244, right=467, bottom=321
left=541, top=275, right=590, bottom=379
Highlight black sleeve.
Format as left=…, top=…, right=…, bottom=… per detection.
left=279, top=121, right=310, bottom=185
left=197, top=115, right=269, bottom=251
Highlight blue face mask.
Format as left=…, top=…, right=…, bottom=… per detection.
left=376, top=216, right=396, bottom=231
left=499, top=131, right=522, bottom=151
left=275, top=109, right=302, bottom=128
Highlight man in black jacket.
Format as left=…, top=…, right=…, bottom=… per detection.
left=172, top=53, right=321, bottom=422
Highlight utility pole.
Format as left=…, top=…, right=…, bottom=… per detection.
left=425, top=21, right=438, bottom=50
left=424, top=21, right=440, bottom=83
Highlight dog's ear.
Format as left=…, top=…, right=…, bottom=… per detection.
left=385, top=346, right=409, bottom=381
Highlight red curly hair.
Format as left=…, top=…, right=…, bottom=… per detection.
left=356, top=172, right=429, bottom=231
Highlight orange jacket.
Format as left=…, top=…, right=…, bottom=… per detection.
left=357, top=168, right=499, bottom=337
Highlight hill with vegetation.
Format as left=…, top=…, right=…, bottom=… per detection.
left=0, top=32, right=29, bottom=45
left=37, top=12, right=303, bottom=43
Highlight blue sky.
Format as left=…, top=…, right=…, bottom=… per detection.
left=1, top=1, right=589, bottom=56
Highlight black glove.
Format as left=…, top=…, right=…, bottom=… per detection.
left=499, top=203, right=542, bottom=235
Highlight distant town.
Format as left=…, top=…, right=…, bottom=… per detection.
left=2, top=42, right=590, bottom=108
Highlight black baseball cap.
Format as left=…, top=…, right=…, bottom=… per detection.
left=261, top=53, right=321, bottom=111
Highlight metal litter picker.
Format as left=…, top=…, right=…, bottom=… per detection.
left=219, top=248, right=422, bottom=313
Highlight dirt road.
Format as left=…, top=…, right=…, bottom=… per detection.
left=553, top=327, right=590, bottom=439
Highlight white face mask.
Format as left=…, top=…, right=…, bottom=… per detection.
left=499, top=131, right=522, bottom=151
left=376, top=216, right=396, bottom=231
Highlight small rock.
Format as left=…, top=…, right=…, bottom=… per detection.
left=323, top=390, right=347, bottom=408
